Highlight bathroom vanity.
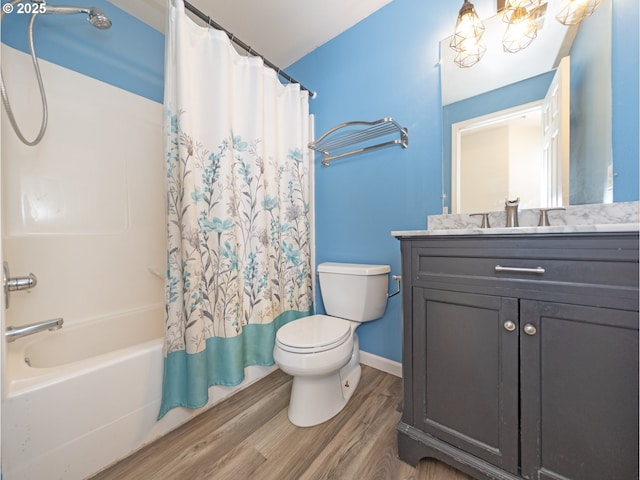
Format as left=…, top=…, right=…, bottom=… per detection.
left=393, top=226, right=639, bottom=480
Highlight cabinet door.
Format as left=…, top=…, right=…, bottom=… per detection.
left=413, top=288, right=519, bottom=473
left=520, top=300, right=639, bottom=480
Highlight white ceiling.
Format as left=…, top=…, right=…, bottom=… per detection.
left=107, top=0, right=392, bottom=67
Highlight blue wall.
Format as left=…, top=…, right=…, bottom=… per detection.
left=289, top=0, right=639, bottom=362
left=570, top=0, right=613, bottom=204
left=612, top=0, right=639, bottom=202
left=288, top=0, right=449, bottom=362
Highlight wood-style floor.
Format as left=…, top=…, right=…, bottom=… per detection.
left=90, top=365, right=473, bottom=480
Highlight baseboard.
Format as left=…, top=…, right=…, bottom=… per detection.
left=359, top=350, right=402, bottom=378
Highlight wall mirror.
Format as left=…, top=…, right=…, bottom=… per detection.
left=453, top=101, right=546, bottom=213
left=440, top=0, right=612, bottom=214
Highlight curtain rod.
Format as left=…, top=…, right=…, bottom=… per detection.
left=182, top=1, right=316, bottom=98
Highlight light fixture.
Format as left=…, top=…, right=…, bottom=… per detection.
left=450, top=0, right=486, bottom=68
left=502, top=0, right=541, bottom=22
left=502, top=2, right=538, bottom=53
left=453, top=38, right=487, bottom=68
left=555, top=0, right=602, bottom=25
left=498, top=0, right=541, bottom=19
left=447, top=0, right=602, bottom=67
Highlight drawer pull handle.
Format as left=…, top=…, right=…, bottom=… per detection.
left=495, top=265, right=545, bottom=275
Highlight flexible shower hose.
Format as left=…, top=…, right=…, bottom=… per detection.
left=1, top=1, right=48, bottom=146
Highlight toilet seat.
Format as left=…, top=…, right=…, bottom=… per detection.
left=276, top=315, right=352, bottom=354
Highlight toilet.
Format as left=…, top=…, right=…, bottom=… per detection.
left=273, top=262, right=390, bottom=427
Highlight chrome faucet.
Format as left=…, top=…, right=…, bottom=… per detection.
left=538, top=207, right=566, bottom=226
left=505, top=198, right=520, bottom=227
left=5, top=317, right=63, bottom=343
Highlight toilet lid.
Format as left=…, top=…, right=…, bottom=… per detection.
left=276, top=315, right=352, bottom=353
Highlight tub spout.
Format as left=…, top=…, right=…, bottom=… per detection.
left=5, top=317, right=64, bottom=343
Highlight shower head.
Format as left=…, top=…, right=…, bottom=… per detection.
left=43, top=4, right=112, bottom=29
left=87, top=7, right=112, bottom=29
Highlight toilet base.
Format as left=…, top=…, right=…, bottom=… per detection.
left=287, top=337, right=362, bottom=428
left=288, top=364, right=362, bottom=428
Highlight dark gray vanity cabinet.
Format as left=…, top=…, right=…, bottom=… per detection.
left=519, top=300, right=638, bottom=480
left=396, top=232, right=639, bottom=480
left=412, top=288, right=520, bottom=474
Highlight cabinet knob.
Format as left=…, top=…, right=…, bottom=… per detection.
left=523, top=324, right=537, bottom=336
left=503, top=320, right=516, bottom=332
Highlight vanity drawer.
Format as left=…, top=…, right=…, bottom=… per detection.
left=410, top=233, right=639, bottom=308
left=416, top=254, right=638, bottom=287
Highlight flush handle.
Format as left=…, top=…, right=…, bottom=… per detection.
left=388, top=275, right=402, bottom=298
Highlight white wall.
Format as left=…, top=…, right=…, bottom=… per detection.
left=459, top=122, right=543, bottom=214
left=460, top=126, right=509, bottom=213
left=509, top=124, right=543, bottom=209
left=1, top=45, right=165, bottom=329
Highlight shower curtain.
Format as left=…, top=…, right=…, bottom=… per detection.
left=159, top=0, right=313, bottom=418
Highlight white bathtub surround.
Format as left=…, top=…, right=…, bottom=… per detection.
left=0, top=45, right=175, bottom=480
left=427, top=201, right=639, bottom=231
left=1, top=45, right=165, bottom=328
left=3, top=305, right=278, bottom=480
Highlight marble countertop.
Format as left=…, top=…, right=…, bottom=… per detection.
left=392, top=223, right=640, bottom=238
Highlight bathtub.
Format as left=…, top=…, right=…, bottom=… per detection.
left=2, top=305, right=277, bottom=480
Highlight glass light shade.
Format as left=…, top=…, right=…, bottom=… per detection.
left=502, top=0, right=541, bottom=22
left=453, top=37, right=487, bottom=67
left=502, top=6, right=538, bottom=53
left=450, top=0, right=485, bottom=52
left=556, top=0, right=602, bottom=25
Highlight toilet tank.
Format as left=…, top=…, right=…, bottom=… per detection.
left=317, top=262, right=390, bottom=322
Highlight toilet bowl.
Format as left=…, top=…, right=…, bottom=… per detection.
left=273, top=262, right=390, bottom=427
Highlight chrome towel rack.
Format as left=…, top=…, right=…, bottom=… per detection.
left=309, top=117, right=408, bottom=166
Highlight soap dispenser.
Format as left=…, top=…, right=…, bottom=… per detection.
left=505, top=198, right=520, bottom=227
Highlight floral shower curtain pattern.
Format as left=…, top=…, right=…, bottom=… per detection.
left=159, top=0, right=313, bottom=418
